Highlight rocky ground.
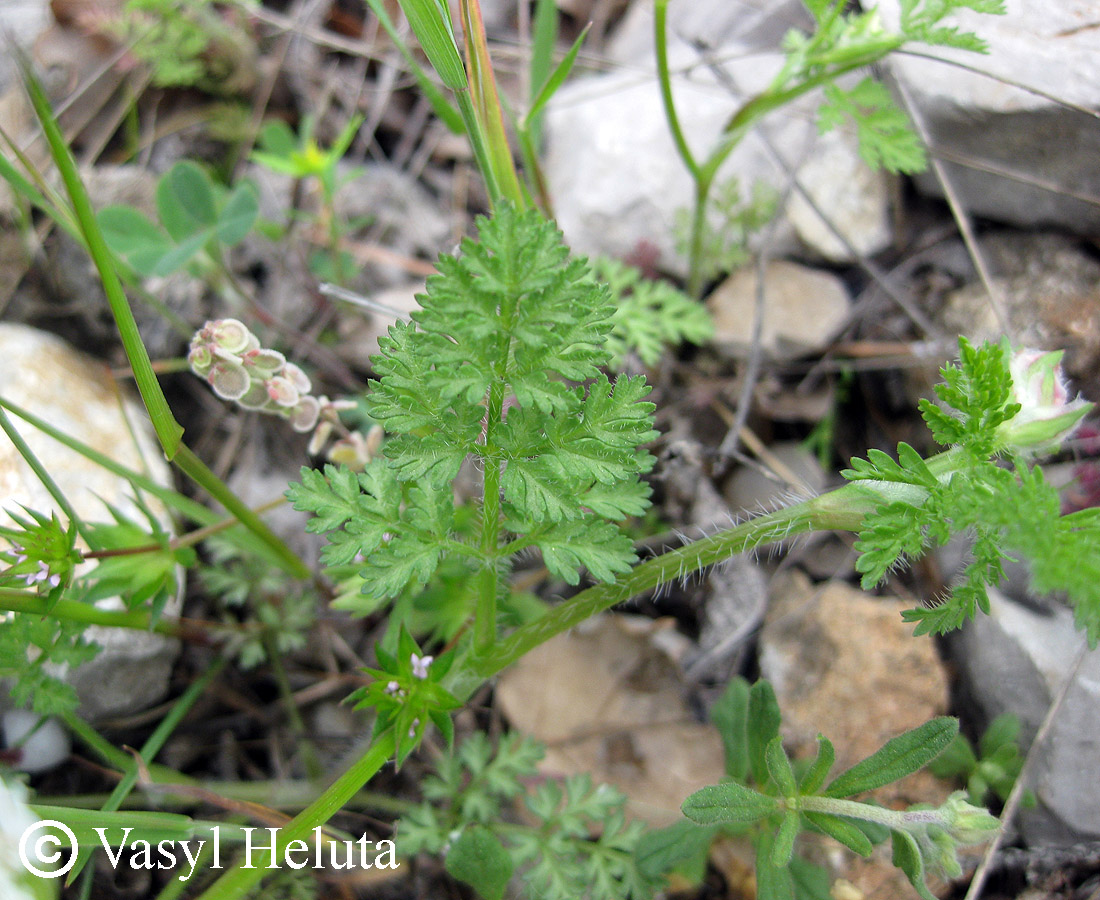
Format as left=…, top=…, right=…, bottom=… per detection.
left=1, top=1, right=1100, bottom=898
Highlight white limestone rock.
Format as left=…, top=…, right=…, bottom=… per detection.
left=544, top=1, right=891, bottom=274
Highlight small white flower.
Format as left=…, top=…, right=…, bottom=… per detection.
left=410, top=654, right=433, bottom=680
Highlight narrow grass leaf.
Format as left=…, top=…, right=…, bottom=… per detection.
left=524, top=23, right=589, bottom=128
left=396, top=0, right=467, bottom=90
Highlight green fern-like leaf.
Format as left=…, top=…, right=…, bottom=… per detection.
left=290, top=205, right=658, bottom=629
left=592, top=258, right=714, bottom=368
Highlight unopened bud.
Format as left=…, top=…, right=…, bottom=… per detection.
left=266, top=376, right=300, bottom=407
left=997, top=345, right=1092, bottom=454
left=210, top=318, right=253, bottom=353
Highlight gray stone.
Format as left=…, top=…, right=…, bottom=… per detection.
left=947, top=588, right=1100, bottom=844
left=937, top=232, right=1100, bottom=395
left=706, top=260, right=851, bottom=361
left=544, top=2, right=891, bottom=273
left=0, top=0, right=50, bottom=93
left=723, top=441, right=826, bottom=514
left=0, top=324, right=181, bottom=722
left=878, top=0, right=1100, bottom=233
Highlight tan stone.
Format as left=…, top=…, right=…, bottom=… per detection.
left=707, top=261, right=851, bottom=361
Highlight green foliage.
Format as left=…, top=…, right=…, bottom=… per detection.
left=842, top=339, right=1100, bottom=646
left=0, top=508, right=80, bottom=606
left=787, top=0, right=1005, bottom=175
left=114, top=0, right=256, bottom=90
left=289, top=206, right=657, bottom=619
left=74, top=496, right=194, bottom=623
left=672, top=178, right=778, bottom=287
left=348, top=628, right=460, bottom=766
left=0, top=509, right=95, bottom=715
left=928, top=713, right=1033, bottom=809
left=251, top=114, right=364, bottom=284
left=98, top=160, right=258, bottom=277
left=592, top=257, right=714, bottom=368
left=398, top=731, right=658, bottom=900
left=199, top=537, right=317, bottom=670
left=819, top=78, right=926, bottom=174
left=674, top=678, right=997, bottom=900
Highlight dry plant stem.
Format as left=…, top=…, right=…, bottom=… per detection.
left=893, top=78, right=1011, bottom=337
left=963, top=641, right=1092, bottom=900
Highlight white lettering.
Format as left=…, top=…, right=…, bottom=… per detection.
left=178, top=839, right=205, bottom=881
left=130, top=840, right=152, bottom=870
left=243, top=827, right=280, bottom=869
left=95, top=828, right=131, bottom=868
left=375, top=839, right=398, bottom=869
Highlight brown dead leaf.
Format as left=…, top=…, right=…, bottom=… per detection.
left=495, top=614, right=725, bottom=826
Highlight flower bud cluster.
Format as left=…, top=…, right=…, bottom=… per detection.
left=188, top=319, right=320, bottom=432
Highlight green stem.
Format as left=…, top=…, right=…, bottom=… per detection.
left=171, top=444, right=310, bottom=579
left=0, top=589, right=174, bottom=634
left=193, top=729, right=396, bottom=900
left=20, top=54, right=183, bottom=458
left=16, top=61, right=311, bottom=580
left=686, top=172, right=714, bottom=299
left=456, top=90, right=503, bottom=206
left=653, top=0, right=700, bottom=180
left=475, top=381, right=506, bottom=652
left=798, top=794, right=944, bottom=832
left=456, top=482, right=879, bottom=696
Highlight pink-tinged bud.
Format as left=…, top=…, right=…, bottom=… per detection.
left=209, top=318, right=253, bottom=353
left=290, top=395, right=321, bottom=432
left=265, top=376, right=300, bottom=407
left=998, top=346, right=1092, bottom=454
left=245, top=348, right=286, bottom=376
left=188, top=343, right=213, bottom=374
left=209, top=362, right=250, bottom=400
left=283, top=362, right=311, bottom=395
